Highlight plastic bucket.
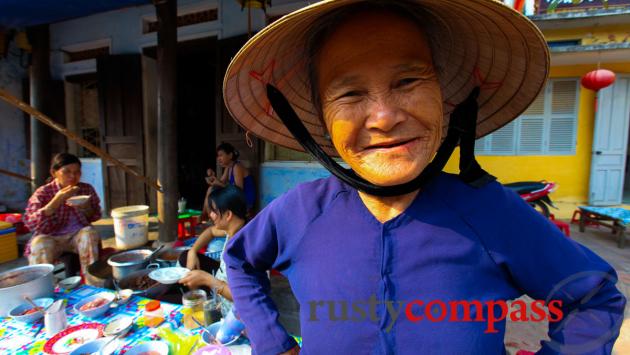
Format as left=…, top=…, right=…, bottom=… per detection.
left=111, top=205, right=149, bottom=249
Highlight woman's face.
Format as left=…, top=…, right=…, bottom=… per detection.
left=52, top=163, right=81, bottom=187
left=217, top=150, right=233, bottom=168
left=209, top=201, right=228, bottom=229
left=316, top=11, right=443, bottom=187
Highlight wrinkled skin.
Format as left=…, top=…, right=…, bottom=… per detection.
left=316, top=10, right=443, bottom=187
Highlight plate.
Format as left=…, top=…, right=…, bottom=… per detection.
left=149, top=267, right=190, bottom=284
left=66, top=195, right=90, bottom=206
left=44, top=323, right=104, bottom=355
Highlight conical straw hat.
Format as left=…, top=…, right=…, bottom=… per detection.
left=223, top=0, right=549, bottom=157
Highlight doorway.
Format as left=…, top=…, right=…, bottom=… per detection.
left=176, top=38, right=217, bottom=210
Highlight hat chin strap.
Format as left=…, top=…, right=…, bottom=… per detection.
left=266, top=84, right=495, bottom=197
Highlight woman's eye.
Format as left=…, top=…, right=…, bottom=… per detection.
left=397, top=78, right=419, bottom=87
left=339, top=90, right=361, bottom=98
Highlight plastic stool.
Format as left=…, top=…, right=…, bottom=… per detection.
left=552, top=220, right=571, bottom=237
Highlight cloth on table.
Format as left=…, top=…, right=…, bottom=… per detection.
left=579, top=206, right=630, bottom=226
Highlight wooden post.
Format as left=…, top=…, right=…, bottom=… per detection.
left=154, top=0, right=178, bottom=243
left=28, top=25, right=52, bottom=191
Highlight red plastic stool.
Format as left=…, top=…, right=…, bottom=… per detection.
left=177, top=216, right=198, bottom=239
left=550, top=216, right=571, bottom=237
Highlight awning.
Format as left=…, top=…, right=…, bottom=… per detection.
left=0, top=0, right=151, bottom=29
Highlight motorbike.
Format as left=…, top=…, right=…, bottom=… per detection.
left=504, top=181, right=557, bottom=218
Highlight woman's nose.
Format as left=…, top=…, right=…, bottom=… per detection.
left=365, top=96, right=405, bottom=132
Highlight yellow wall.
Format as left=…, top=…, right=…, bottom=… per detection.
left=444, top=63, right=630, bottom=202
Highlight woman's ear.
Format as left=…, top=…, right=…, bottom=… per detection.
left=225, top=210, right=234, bottom=222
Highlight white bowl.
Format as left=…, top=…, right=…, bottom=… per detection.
left=104, top=315, right=134, bottom=337
left=66, top=195, right=90, bottom=206
left=124, top=341, right=169, bottom=355
left=74, top=292, right=115, bottom=318
left=116, top=289, right=133, bottom=304
left=59, top=276, right=82, bottom=290
left=9, top=297, right=54, bottom=323
left=69, top=336, right=120, bottom=355
left=149, top=267, right=190, bottom=284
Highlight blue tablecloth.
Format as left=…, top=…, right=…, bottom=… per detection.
left=580, top=206, right=630, bottom=226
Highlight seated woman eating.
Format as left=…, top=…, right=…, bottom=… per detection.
left=179, top=185, right=248, bottom=316
left=24, top=153, right=101, bottom=275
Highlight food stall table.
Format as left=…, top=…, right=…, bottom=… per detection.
left=0, top=285, right=258, bottom=354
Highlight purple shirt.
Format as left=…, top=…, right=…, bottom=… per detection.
left=225, top=173, right=626, bottom=355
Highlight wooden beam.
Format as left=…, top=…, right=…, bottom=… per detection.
left=0, top=89, right=162, bottom=192
left=0, top=168, right=32, bottom=182
left=154, top=0, right=178, bottom=243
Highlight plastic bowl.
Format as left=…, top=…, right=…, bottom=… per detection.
left=194, top=345, right=232, bottom=355
left=74, top=292, right=115, bottom=318
left=59, top=276, right=82, bottom=290
left=148, top=267, right=190, bottom=285
left=69, top=336, right=120, bottom=355
left=66, top=195, right=90, bottom=206
left=201, top=321, right=241, bottom=346
left=9, top=297, right=54, bottom=323
left=104, top=315, right=134, bottom=337
left=116, top=289, right=133, bottom=304
left=124, top=341, right=169, bottom=355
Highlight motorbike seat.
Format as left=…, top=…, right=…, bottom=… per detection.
left=503, top=181, right=547, bottom=194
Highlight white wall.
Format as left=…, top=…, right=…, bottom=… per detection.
left=0, top=41, right=29, bottom=210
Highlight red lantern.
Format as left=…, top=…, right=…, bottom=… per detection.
left=581, top=69, right=616, bottom=91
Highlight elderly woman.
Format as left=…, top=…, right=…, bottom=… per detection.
left=222, top=1, right=626, bottom=354
left=24, top=153, right=101, bottom=275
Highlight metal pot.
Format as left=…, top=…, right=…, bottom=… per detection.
left=155, top=246, right=190, bottom=267
left=0, top=264, right=54, bottom=317
left=107, top=248, right=157, bottom=280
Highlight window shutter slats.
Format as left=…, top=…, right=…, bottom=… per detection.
left=490, top=121, right=516, bottom=154
left=475, top=78, right=578, bottom=156
left=549, top=116, right=576, bottom=153
left=519, top=116, right=544, bottom=153
left=523, top=93, right=545, bottom=115
left=552, top=80, right=578, bottom=114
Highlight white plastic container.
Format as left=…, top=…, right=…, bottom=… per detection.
left=111, top=205, right=149, bottom=249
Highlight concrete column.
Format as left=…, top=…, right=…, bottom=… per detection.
left=28, top=25, right=52, bottom=191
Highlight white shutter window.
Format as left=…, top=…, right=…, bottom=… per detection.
left=475, top=134, right=490, bottom=154
left=490, top=121, right=516, bottom=154
left=476, top=78, right=578, bottom=156
left=518, top=116, right=545, bottom=153
left=549, top=80, right=578, bottom=154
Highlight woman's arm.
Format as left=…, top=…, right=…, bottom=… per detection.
left=219, top=167, right=229, bottom=184
left=77, top=184, right=101, bottom=222
left=213, top=279, right=233, bottom=302
left=232, top=164, right=245, bottom=190
left=224, top=194, right=300, bottom=355
left=465, top=183, right=626, bottom=354
left=24, top=185, right=73, bottom=234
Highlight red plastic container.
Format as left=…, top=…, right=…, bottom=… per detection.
left=0, top=213, right=30, bottom=234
